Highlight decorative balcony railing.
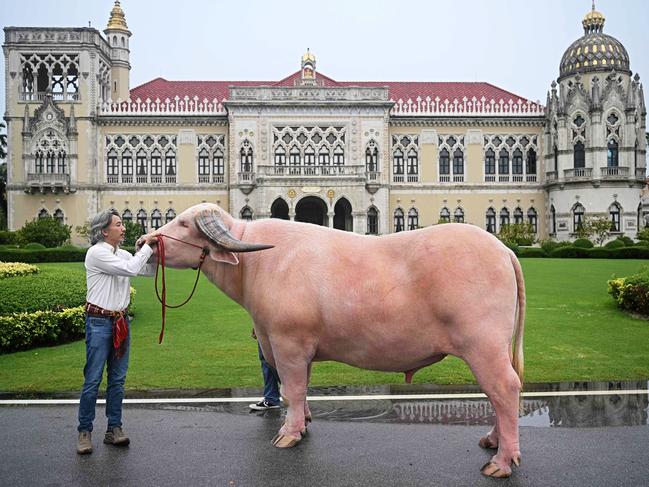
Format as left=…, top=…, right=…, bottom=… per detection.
left=390, top=96, right=544, bottom=117
left=99, top=96, right=227, bottom=116
left=564, top=168, right=592, bottom=179
left=20, top=92, right=79, bottom=102
left=600, top=166, right=629, bottom=178
left=107, top=174, right=176, bottom=184
left=256, top=165, right=364, bottom=177
left=198, top=174, right=225, bottom=183
left=545, top=171, right=557, bottom=182
left=27, top=173, right=70, bottom=185
left=636, top=167, right=647, bottom=179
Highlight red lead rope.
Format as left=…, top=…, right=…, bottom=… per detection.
left=153, top=234, right=208, bottom=344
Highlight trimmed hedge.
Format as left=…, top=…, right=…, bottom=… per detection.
left=573, top=238, right=594, bottom=249
left=519, top=247, right=547, bottom=258
left=0, top=247, right=87, bottom=263
left=608, top=269, right=649, bottom=316
left=604, top=239, right=625, bottom=249
left=0, top=266, right=86, bottom=314
left=0, top=306, right=85, bottom=353
left=0, top=230, right=17, bottom=244
left=0, top=262, right=39, bottom=279
left=24, top=242, right=46, bottom=250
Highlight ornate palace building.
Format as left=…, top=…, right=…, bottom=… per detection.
left=3, top=2, right=646, bottom=243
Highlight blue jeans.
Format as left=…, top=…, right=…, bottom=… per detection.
left=258, top=342, right=280, bottom=405
left=77, top=315, right=130, bottom=432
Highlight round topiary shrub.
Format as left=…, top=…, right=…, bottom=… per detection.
left=573, top=238, right=594, bottom=249
left=616, top=236, right=634, bottom=246
left=24, top=242, right=46, bottom=250
left=605, top=239, right=626, bottom=249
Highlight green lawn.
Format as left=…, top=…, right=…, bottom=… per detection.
left=0, top=259, right=647, bottom=393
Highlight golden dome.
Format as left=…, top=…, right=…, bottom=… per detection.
left=582, top=9, right=605, bottom=33
left=302, top=49, right=316, bottom=63
left=106, top=0, right=129, bottom=31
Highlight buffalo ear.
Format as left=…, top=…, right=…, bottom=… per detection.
left=207, top=246, right=239, bottom=265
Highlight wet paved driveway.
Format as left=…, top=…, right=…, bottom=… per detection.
left=1, top=381, right=648, bottom=486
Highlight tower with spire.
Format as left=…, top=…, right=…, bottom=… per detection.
left=300, top=49, right=317, bottom=85
left=104, top=0, right=131, bottom=101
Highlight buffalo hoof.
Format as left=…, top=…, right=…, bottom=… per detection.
left=478, top=436, right=498, bottom=450
left=480, top=456, right=520, bottom=479
left=271, top=433, right=301, bottom=448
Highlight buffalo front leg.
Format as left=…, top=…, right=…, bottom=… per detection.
left=272, top=356, right=309, bottom=448
left=466, top=352, right=522, bottom=478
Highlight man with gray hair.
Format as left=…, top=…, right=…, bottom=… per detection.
left=76, top=209, right=158, bottom=455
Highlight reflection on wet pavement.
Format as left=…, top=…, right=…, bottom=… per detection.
left=140, top=380, right=649, bottom=428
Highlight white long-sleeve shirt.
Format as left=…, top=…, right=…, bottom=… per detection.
left=85, top=241, right=156, bottom=311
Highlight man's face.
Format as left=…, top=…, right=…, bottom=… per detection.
left=103, top=215, right=126, bottom=246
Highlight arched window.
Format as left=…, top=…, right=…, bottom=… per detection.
left=57, top=151, right=66, bottom=174
left=550, top=205, right=556, bottom=234
left=453, top=148, right=464, bottom=175
left=527, top=207, right=538, bottom=233
left=151, top=209, right=162, bottom=230
left=367, top=206, right=379, bottom=235
left=198, top=148, right=210, bottom=180
left=38, top=208, right=50, bottom=220
left=240, top=141, right=253, bottom=173
left=526, top=148, right=537, bottom=175
left=53, top=209, right=64, bottom=224
left=407, top=208, right=419, bottom=230
left=512, top=149, right=523, bottom=175
left=407, top=149, right=418, bottom=175
left=271, top=198, right=290, bottom=220
left=573, top=141, right=585, bottom=168
left=439, top=148, right=450, bottom=175
left=318, top=146, right=330, bottom=166
left=365, top=141, right=379, bottom=173
left=304, top=145, right=316, bottom=166
left=394, top=208, right=404, bottom=232
left=609, top=203, right=621, bottom=232
left=137, top=209, right=148, bottom=231
left=573, top=203, right=585, bottom=232
left=151, top=149, right=162, bottom=178
left=513, top=207, right=524, bottom=225
left=454, top=207, right=464, bottom=223
left=485, top=208, right=496, bottom=234
left=393, top=148, right=404, bottom=177
left=136, top=149, right=147, bottom=178
left=165, top=149, right=176, bottom=178
left=500, top=207, right=510, bottom=227
left=485, top=148, right=496, bottom=175
left=240, top=206, right=253, bottom=221
left=107, top=149, right=118, bottom=182
left=213, top=148, right=224, bottom=179
left=553, top=145, right=558, bottom=172
left=274, top=146, right=286, bottom=166
left=498, top=149, right=509, bottom=175
left=607, top=140, right=619, bottom=167
left=165, top=208, right=176, bottom=223
left=35, top=150, right=44, bottom=173
left=333, top=145, right=345, bottom=166
left=122, top=150, right=133, bottom=182
left=289, top=145, right=300, bottom=166
left=439, top=207, right=451, bottom=223
left=122, top=209, right=133, bottom=223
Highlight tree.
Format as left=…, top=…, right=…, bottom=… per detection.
left=18, top=217, right=71, bottom=247
left=497, top=223, right=536, bottom=246
left=588, top=216, right=613, bottom=246
left=75, top=219, right=143, bottom=247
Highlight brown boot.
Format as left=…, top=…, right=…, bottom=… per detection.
left=76, top=431, right=92, bottom=455
left=104, top=426, right=130, bottom=446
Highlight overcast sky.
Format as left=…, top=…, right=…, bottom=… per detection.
left=1, top=0, right=648, bottom=118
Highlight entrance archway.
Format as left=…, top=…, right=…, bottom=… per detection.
left=295, top=196, right=328, bottom=226
left=270, top=198, right=289, bottom=220
left=334, top=197, right=353, bottom=231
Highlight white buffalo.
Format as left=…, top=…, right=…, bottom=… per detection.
left=146, top=203, right=525, bottom=478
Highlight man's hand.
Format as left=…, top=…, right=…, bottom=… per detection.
left=136, top=234, right=159, bottom=250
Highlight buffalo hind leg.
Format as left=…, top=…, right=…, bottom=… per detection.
left=465, top=351, right=521, bottom=478
left=272, top=354, right=309, bottom=448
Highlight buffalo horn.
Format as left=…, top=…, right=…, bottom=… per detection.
left=195, top=209, right=274, bottom=253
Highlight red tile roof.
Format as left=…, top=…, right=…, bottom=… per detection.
left=130, top=71, right=539, bottom=106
